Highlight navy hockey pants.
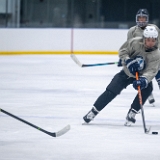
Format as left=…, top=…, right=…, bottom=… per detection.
left=94, top=70, right=153, bottom=112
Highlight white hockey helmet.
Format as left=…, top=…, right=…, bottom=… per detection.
left=143, top=26, right=158, bottom=39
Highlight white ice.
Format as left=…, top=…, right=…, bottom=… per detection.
left=0, top=54, right=160, bottom=160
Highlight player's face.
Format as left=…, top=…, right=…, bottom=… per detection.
left=145, top=38, right=156, bottom=48
left=137, top=16, right=147, bottom=22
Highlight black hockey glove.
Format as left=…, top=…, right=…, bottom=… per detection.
left=125, top=58, right=140, bottom=75
left=135, top=56, right=145, bottom=71
left=133, top=77, right=148, bottom=90
left=125, top=56, right=145, bottom=75
left=117, top=59, right=122, bottom=67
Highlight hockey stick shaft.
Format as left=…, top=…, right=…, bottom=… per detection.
left=70, top=54, right=118, bottom=67
left=0, top=108, right=70, bottom=137
left=82, top=62, right=118, bottom=67
left=135, top=72, right=148, bottom=133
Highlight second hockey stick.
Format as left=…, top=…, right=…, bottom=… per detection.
left=0, top=108, right=70, bottom=137
left=70, top=54, right=118, bottom=67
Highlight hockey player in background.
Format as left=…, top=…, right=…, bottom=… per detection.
left=83, top=26, right=160, bottom=126
left=118, top=8, right=160, bottom=105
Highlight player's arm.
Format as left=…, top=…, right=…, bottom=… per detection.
left=117, top=27, right=135, bottom=67
left=127, top=27, right=135, bottom=40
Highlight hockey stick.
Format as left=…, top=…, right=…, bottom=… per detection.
left=0, top=108, right=70, bottom=137
left=70, top=54, right=118, bottom=67
left=136, top=72, right=150, bottom=134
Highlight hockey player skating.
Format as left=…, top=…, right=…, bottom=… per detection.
left=83, top=26, right=160, bottom=126
left=118, top=8, right=160, bottom=105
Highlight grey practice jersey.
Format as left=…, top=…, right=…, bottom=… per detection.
left=119, top=37, right=160, bottom=82
left=127, top=24, right=160, bottom=48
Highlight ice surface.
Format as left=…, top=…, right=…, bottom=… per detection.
left=0, top=54, right=160, bottom=160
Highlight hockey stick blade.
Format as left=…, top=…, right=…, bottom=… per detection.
left=0, top=108, right=70, bottom=138
left=145, top=126, right=158, bottom=135
left=145, top=126, right=151, bottom=134
left=45, top=124, right=70, bottom=137
left=70, top=54, right=82, bottom=67
left=70, top=54, right=118, bottom=67
left=54, top=124, right=70, bottom=137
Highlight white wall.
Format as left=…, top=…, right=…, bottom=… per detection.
left=0, top=28, right=128, bottom=54
left=74, top=29, right=128, bottom=52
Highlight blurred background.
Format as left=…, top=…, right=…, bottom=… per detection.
left=0, top=0, right=160, bottom=29
left=0, top=0, right=160, bottom=54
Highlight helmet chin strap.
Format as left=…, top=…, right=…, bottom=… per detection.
left=145, top=45, right=158, bottom=52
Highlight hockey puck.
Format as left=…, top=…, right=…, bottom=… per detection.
left=152, top=132, right=158, bottom=135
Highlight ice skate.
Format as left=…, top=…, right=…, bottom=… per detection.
left=148, top=93, right=155, bottom=104
left=124, top=109, right=138, bottom=126
left=83, top=107, right=99, bottom=123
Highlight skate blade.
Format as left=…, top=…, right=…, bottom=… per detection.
left=124, top=121, right=133, bottom=126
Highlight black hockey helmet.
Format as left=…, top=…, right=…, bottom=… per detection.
left=136, top=9, right=149, bottom=27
